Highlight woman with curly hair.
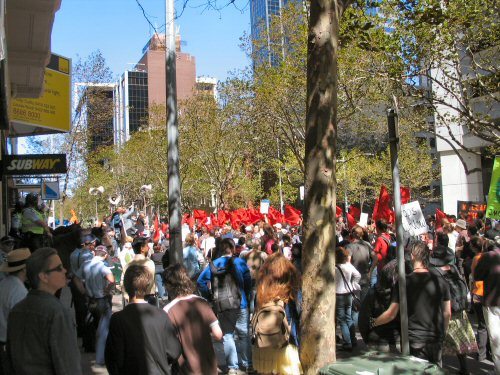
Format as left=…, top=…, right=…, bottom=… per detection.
left=252, top=252, right=302, bottom=374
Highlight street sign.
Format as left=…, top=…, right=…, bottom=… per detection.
left=41, top=181, right=60, bottom=200
left=401, top=201, right=428, bottom=236
left=10, top=53, right=71, bottom=135
left=486, top=156, right=500, bottom=219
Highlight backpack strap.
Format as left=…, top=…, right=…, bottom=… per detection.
left=336, top=265, right=360, bottom=304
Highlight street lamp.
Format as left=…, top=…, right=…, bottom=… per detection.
left=89, top=186, right=105, bottom=221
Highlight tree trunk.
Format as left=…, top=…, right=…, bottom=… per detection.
left=301, top=0, right=352, bottom=372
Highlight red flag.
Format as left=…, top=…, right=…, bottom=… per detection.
left=284, top=205, right=302, bottom=226
left=400, top=186, right=411, bottom=204
left=336, top=206, right=343, bottom=219
left=373, top=185, right=394, bottom=223
left=229, top=210, right=241, bottom=229
left=218, top=210, right=229, bottom=226
left=248, top=208, right=263, bottom=224
left=347, top=212, right=357, bottom=229
left=349, top=205, right=361, bottom=221
left=435, top=209, right=447, bottom=229
left=268, top=206, right=284, bottom=226
left=193, top=210, right=207, bottom=221
left=153, top=214, right=161, bottom=243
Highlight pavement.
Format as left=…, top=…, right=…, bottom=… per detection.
left=59, top=287, right=496, bottom=375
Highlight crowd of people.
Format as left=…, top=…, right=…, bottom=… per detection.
left=0, top=197, right=499, bottom=374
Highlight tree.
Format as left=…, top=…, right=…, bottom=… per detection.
left=179, top=83, right=261, bottom=211
left=301, top=0, right=355, bottom=371
left=381, top=0, right=499, bottom=155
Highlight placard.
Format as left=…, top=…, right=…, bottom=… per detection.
left=401, top=201, right=428, bottom=236
left=359, top=213, right=368, bottom=227
left=260, top=199, right=270, bottom=215
left=457, top=200, right=487, bottom=223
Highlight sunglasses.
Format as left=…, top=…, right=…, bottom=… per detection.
left=45, top=264, right=65, bottom=274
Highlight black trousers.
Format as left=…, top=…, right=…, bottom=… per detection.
left=410, top=341, right=443, bottom=367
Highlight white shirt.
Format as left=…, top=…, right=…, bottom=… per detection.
left=201, top=236, right=216, bottom=257
left=335, top=262, right=361, bottom=294
left=0, top=275, right=28, bottom=341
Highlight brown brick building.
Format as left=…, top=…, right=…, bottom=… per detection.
left=136, top=34, right=196, bottom=106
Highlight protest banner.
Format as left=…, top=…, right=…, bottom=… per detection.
left=401, top=201, right=428, bottom=236
left=486, top=156, right=500, bottom=219
left=457, top=201, right=487, bottom=223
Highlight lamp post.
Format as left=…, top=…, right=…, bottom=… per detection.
left=89, top=186, right=105, bottom=222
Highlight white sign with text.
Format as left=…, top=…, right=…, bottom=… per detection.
left=401, top=201, right=428, bottom=236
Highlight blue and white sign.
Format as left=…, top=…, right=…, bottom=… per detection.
left=260, top=199, right=270, bottom=214
left=41, top=180, right=60, bottom=200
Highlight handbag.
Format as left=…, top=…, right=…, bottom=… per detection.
left=336, top=265, right=361, bottom=312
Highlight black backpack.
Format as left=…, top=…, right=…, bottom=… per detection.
left=209, top=257, right=241, bottom=313
left=435, top=265, right=469, bottom=313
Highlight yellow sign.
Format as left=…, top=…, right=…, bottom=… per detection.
left=10, top=54, right=71, bottom=133
left=486, top=156, right=500, bottom=219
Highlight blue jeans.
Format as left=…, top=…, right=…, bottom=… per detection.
left=336, top=294, right=353, bottom=347
left=95, top=298, right=112, bottom=365
left=221, top=308, right=251, bottom=370
left=155, top=273, right=165, bottom=298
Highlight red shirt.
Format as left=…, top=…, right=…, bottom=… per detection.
left=374, top=233, right=391, bottom=271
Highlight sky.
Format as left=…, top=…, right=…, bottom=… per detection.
left=51, top=0, right=251, bottom=82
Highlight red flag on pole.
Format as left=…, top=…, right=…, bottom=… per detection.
left=284, top=205, right=302, bottom=226
left=153, top=214, right=161, bottom=243
left=373, top=185, right=394, bottom=223
left=193, top=210, right=207, bottom=221
left=400, top=186, right=411, bottom=204
left=435, top=209, right=447, bottom=229
left=336, top=206, right=343, bottom=219
left=349, top=205, right=361, bottom=221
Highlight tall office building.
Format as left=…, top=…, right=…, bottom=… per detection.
left=113, top=33, right=197, bottom=146
left=74, top=83, right=115, bottom=150
left=136, top=33, right=196, bottom=106
left=250, top=0, right=284, bottom=66
left=114, top=70, right=149, bottom=146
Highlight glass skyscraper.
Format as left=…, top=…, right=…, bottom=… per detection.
left=250, top=0, right=294, bottom=66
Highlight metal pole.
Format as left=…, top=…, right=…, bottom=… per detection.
left=277, top=137, right=284, bottom=214
left=166, top=0, right=182, bottom=265
left=387, top=109, right=409, bottom=355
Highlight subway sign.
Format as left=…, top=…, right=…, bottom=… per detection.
left=1, top=154, right=67, bottom=176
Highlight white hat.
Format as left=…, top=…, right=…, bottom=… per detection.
left=273, top=223, right=282, bottom=229
left=245, top=226, right=253, bottom=232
